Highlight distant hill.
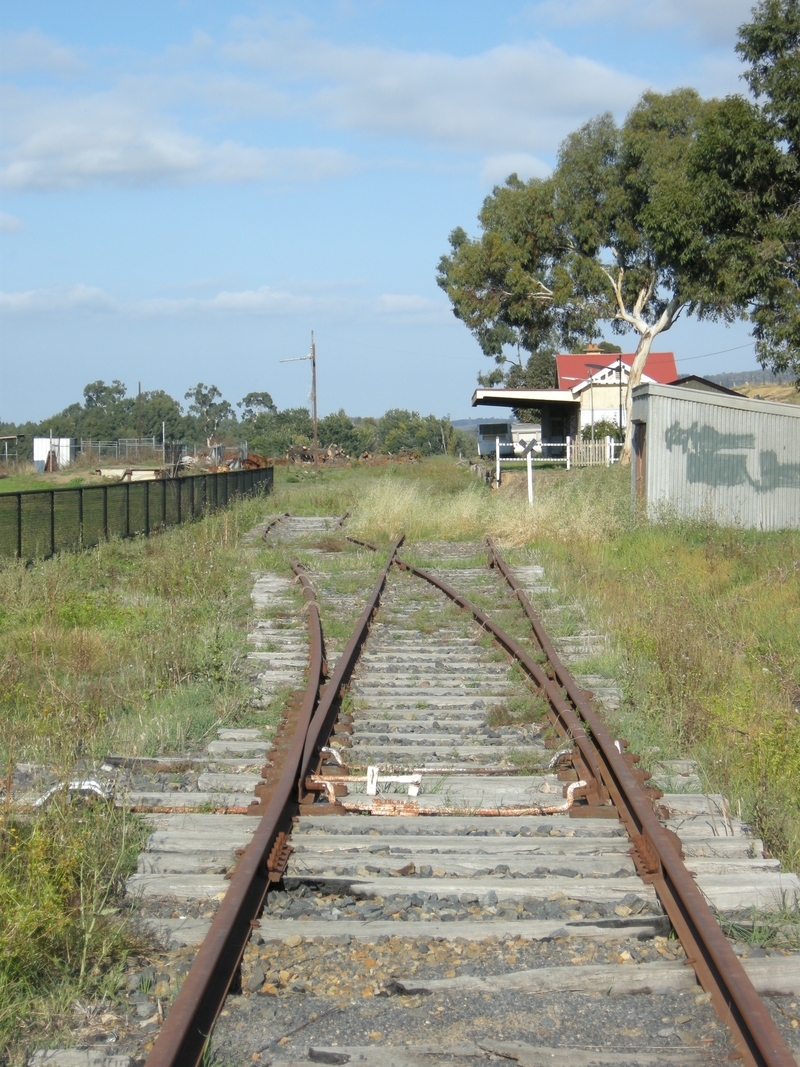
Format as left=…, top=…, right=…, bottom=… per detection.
left=734, top=382, right=800, bottom=406
left=704, top=369, right=796, bottom=388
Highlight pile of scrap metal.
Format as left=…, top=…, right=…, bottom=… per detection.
left=286, top=443, right=348, bottom=464
left=182, top=448, right=271, bottom=473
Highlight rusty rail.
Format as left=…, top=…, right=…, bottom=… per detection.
left=145, top=541, right=400, bottom=1067
left=299, top=536, right=404, bottom=798
left=485, top=541, right=796, bottom=1067
left=392, top=552, right=610, bottom=811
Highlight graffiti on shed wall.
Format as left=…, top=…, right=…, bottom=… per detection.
left=665, top=421, right=800, bottom=492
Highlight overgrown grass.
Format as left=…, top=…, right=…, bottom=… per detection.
left=346, top=463, right=629, bottom=546
left=0, top=803, right=145, bottom=1053
left=498, top=467, right=800, bottom=870
left=0, top=493, right=276, bottom=768
left=0, top=489, right=279, bottom=1057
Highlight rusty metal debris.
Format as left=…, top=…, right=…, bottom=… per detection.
left=330, top=778, right=588, bottom=818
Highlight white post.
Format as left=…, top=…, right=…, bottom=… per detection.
left=495, top=436, right=501, bottom=488
left=566, top=436, right=572, bottom=471
left=526, top=450, right=533, bottom=506
left=162, top=421, right=166, bottom=463
left=606, top=435, right=611, bottom=467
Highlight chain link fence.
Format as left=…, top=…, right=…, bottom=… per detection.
left=0, top=467, right=273, bottom=562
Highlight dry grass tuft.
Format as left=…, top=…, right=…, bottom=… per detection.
left=348, top=466, right=631, bottom=547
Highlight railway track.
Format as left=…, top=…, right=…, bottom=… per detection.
left=26, top=513, right=800, bottom=1067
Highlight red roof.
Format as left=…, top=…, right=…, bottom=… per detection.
left=556, top=352, right=678, bottom=390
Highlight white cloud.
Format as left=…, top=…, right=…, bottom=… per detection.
left=0, top=281, right=446, bottom=322
left=223, top=30, right=648, bottom=154
left=0, top=29, right=81, bottom=76
left=480, top=153, right=550, bottom=187
left=0, top=284, right=119, bottom=314
left=0, top=88, right=356, bottom=190
left=0, top=211, right=23, bottom=232
left=524, top=0, right=754, bottom=46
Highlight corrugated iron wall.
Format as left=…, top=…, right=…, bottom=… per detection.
left=631, top=384, right=800, bottom=530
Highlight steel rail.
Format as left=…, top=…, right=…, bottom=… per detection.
left=485, top=541, right=796, bottom=1067
left=145, top=559, right=324, bottom=1067
left=145, top=541, right=400, bottom=1067
left=261, top=511, right=290, bottom=540
left=390, top=553, right=608, bottom=804
left=298, top=536, right=404, bottom=793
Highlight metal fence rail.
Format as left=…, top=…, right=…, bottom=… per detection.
left=0, top=467, right=273, bottom=562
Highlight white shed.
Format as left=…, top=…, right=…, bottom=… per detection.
left=33, top=437, right=73, bottom=473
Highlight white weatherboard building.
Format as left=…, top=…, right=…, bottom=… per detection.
left=631, top=383, right=800, bottom=530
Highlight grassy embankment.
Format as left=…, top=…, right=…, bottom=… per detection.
left=0, top=488, right=285, bottom=1055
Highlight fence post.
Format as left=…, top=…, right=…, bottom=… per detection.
left=16, top=492, right=22, bottom=559
left=50, top=489, right=55, bottom=558
left=526, top=450, right=534, bottom=507
left=125, top=482, right=130, bottom=538
left=162, top=478, right=167, bottom=527
left=103, top=485, right=108, bottom=540
left=144, top=480, right=150, bottom=536
left=566, top=437, right=572, bottom=470
left=78, top=486, right=84, bottom=547
left=190, top=476, right=195, bottom=519
left=495, top=437, right=501, bottom=488
left=177, top=477, right=182, bottom=526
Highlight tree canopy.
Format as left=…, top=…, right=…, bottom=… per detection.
left=683, top=0, right=800, bottom=378
left=1, top=381, right=476, bottom=462
left=438, top=88, right=738, bottom=462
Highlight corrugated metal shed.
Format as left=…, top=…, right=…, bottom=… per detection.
left=631, top=383, right=800, bottom=530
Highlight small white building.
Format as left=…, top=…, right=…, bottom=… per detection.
left=476, top=422, right=540, bottom=458
left=33, top=437, right=74, bottom=472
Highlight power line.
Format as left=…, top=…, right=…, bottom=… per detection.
left=674, top=342, right=756, bottom=363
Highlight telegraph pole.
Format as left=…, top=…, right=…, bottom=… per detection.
left=280, top=331, right=319, bottom=472
left=311, top=331, right=318, bottom=472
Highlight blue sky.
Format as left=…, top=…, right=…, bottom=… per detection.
left=0, top=0, right=763, bottom=423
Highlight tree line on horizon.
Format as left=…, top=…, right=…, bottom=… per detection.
left=0, top=379, right=478, bottom=461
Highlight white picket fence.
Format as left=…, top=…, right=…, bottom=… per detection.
left=566, top=436, right=619, bottom=469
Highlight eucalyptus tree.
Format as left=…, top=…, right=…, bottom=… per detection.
left=685, top=0, right=800, bottom=378
left=438, top=89, right=734, bottom=464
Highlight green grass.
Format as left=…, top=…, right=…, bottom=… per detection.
left=497, top=466, right=800, bottom=870
left=0, top=489, right=282, bottom=1058
left=0, top=473, right=95, bottom=493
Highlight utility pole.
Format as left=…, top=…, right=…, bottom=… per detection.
left=311, top=330, right=318, bottom=472
left=618, top=359, right=624, bottom=452
left=280, top=331, right=319, bottom=473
